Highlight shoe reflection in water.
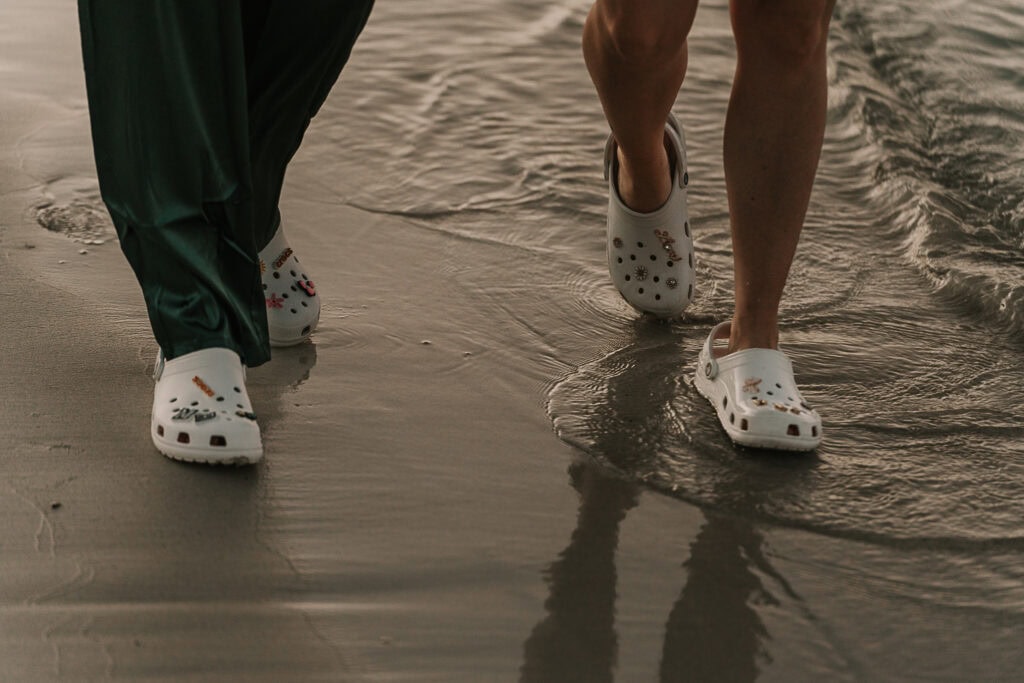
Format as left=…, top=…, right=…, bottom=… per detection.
left=525, top=323, right=784, bottom=682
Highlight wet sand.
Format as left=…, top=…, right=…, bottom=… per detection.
left=0, top=5, right=701, bottom=680
left=5, top=2, right=1024, bottom=682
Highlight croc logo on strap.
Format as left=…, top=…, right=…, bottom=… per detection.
left=297, top=279, right=316, bottom=297
left=273, top=248, right=293, bottom=270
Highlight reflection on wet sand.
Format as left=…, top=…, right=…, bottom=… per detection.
left=83, top=342, right=331, bottom=677
left=248, top=341, right=318, bottom=426
left=0, top=333, right=341, bottom=679
left=521, top=459, right=783, bottom=683
left=527, top=321, right=809, bottom=682
left=519, top=462, right=637, bottom=683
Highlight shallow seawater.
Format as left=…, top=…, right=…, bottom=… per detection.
left=330, top=0, right=1024, bottom=674
left=324, top=0, right=1024, bottom=535
left=5, top=0, right=1024, bottom=679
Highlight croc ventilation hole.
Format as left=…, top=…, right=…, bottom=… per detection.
left=787, top=425, right=800, bottom=436
left=613, top=239, right=691, bottom=302
left=812, top=426, right=818, bottom=437
left=177, top=432, right=190, bottom=444
left=740, top=419, right=749, bottom=431
left=301, top=325, right=311, bottom=335
left=210, top=436, right=227, bottom=447
left=156, top=425, right=164, bottom=437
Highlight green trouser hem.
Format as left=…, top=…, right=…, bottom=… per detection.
left=78, top=0, right=373, bottom=366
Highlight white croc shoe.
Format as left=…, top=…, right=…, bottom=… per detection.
left=259, top=226, right=320, bottom=347
left=605, top=114, right=695, bottom=318
left=151, top=348, right=263, bottom=465
left=693, top=322, right=822, bottom=451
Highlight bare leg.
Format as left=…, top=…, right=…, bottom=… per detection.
left=582, top=0, right=699, bottom=213
left=725, top=0, right=836, bottom=351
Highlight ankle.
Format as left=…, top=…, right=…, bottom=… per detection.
left=615, top=145, right=672, bottom=213
left=728, top=315, right=779, bottom=352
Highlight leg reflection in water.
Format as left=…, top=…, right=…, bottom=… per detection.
left=520, top=462, right=639, bottom=683
left=660, top=511, right=773, bottom=682
left=520, top=459, right=775, bottom=682
left=530, top=324, right=800, bottom=680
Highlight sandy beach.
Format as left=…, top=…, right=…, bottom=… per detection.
left=0, top=6, right=703, bottom=680
left=5, top=1, right=1024, bottom=681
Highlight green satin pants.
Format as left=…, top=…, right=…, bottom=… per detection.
left=78, top=0, right=374, bottom=366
